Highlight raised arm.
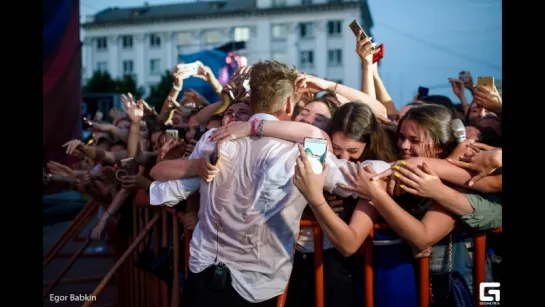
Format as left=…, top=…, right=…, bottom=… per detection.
left=210, top=120, right=332, bottom=149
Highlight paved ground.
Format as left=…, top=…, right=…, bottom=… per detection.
left=43, top=212, right=118, bottom=307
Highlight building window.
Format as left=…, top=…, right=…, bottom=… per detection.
left=178, top=32, right=192, bottom=46
left=122, top=35, right=133, bottom=49
left=299, top=23, right=313, bottom=39
left=234, top=27, right=250, bottom=42
left=122, top=60, right=134, bottom=74
left=204, top=30, right=222, bottom=44
left=271, top=24, right=288, bottom=40
left=272, top=52, right=288, bottom=64
left=327, top=49, right=342, bottom=66
left=96, top=61, right=108, bottom=72
left=149, top=59, right=161, bottom=74
left=299, top=51, right=314, bottom=68
left=96, top=37, right=107, bottom=50
left=272, top=0, right=287, bottom=7
left=327, top=21, right=342, bottom=36
left=150, top=34, right=161, bottom=48
left=302, top=0, right=313, bottom=5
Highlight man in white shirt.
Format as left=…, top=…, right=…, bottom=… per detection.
left=149, top=61, right=390, bottom=307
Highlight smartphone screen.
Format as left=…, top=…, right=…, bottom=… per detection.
left=417, top=86, right=429, bottom=97
left=349, top=20, right=367, bottom=39
left=303, top=137, right=328, bottom=174
left=165, top=129, right=179, bottom=142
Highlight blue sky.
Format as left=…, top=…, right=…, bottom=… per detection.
left=80, top=0, right=502, bottom=109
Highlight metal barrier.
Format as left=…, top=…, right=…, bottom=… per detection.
left=43, top=196, right=502, bottom=307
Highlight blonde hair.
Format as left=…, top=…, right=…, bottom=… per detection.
left=249, top=61, right=299, bottom=114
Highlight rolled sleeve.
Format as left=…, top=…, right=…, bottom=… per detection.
left=459, top=193, right=502, bottom=230
left=149, top=178, right=201, bottom=207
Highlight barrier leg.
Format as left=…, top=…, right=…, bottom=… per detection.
left=474, top=234, right=487, bottom=306
left=43, top=201, right=97, bottom=267
left=363, top=230, right=374, bottom=307
left=82, top=212, right=160, bottom=307
left=43, top=239, right=93, bottom=299
left=419, top=257, right=429, bottom=307
left=171, top=213, right=181, bottom=307
left=312, top=227, right=324, bottom=307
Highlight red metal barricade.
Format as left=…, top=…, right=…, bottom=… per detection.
left=43, top=197, right=502, bottom=307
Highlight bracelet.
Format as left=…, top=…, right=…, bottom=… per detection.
left=129, top=129, right=140, bottom=135
left=250, top=118, right=259, bottom=137
left=172, top=83, right=182, bottom=91
left=312, top=200, right=327, bottom=209
left=256, top=120, right=264, bottom=137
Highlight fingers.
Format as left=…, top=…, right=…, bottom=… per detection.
left=387, top=175, right=397, bottom=196
left=362, top=164, right=377, bottom=176
left=472, top=142, right=496, bottom=151
left=339, top=166, right=358, bottom=186
left=337, top=184, right=357, bottom=192
left=322, top=162, right=330, bottom=177
left=419, top=162, right=436, bottom=175
left=393, top=164, right=421, bottom=183
left=295, top=156, right=305, bottom=174
left=393, top=171, right=419, bottom=191
left=399, top=184, right=420, bottom=196
left=297, top=144, right=312, bottom=170
left=372, top=168, right=392, bottom=181
left=468, top=173, right=486, bottom=187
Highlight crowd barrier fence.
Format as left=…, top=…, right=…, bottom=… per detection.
left=43, top=197, right=502, bottom=307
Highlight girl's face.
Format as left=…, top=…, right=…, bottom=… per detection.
left=397, top=119, right=440, bottom=159
left=222, top=103, right=252, bottom=126
left=294, top=101, right=332, bottom=130
left=331, top=132, right=366, bottom=162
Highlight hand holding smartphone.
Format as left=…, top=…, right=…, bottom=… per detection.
left=477, top=76, right=495, bottom=91
left=165, top=129, right=179, bottom=142
left=303, top=137, right=328, bottom=174
left=116, top=157, right=137, bottom=181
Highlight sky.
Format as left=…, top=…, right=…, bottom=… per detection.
left=79, top=0, right=502, bottom=109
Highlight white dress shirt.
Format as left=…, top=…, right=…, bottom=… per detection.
left=149, top=113, right=391, bottom=303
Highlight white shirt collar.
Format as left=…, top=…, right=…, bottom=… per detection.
left=249, top=113, right=279, bottom=122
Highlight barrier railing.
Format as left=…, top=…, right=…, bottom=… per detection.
left=43, top=197, right=502, bottom=307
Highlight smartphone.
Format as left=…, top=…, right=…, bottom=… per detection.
left=165, top=129, right=179, bottom=142
left=209, top=142, right=221, bottom=166
left=183, top=62, right=199, bottom=76
left=477, top=76, right=495, bottom=91
left=349, top=20, right=367, bottom=39
left=417, top=86, right=429, bottom=97
left=303, top=137, right=328, bottom=174
left=120, top=157, right=137, bottom=176
left=459, top=71, right=470, bottom=83
left=373, top=43, right=384, bottom=63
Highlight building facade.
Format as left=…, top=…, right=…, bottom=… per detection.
left=82, top=0, right=373, bottom=95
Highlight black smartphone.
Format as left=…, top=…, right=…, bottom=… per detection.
left=417, top=86, right=429, bottom=97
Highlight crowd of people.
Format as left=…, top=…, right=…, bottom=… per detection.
left=45, top=30, right=502, bottom=307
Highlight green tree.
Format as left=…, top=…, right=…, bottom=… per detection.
left=146, top=70, right=174, bottom=111
left=83, top=70, right=117, bottom=93
left=116, top=74, right=145, bottom=98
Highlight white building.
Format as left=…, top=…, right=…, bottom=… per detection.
left=81, top=0, right=374, bottom=95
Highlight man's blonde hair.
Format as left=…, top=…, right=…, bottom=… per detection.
left=249, top=61, right=299, bottom=114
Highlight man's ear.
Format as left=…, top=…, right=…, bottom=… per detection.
left=285, top=96, right=293, bottom=116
